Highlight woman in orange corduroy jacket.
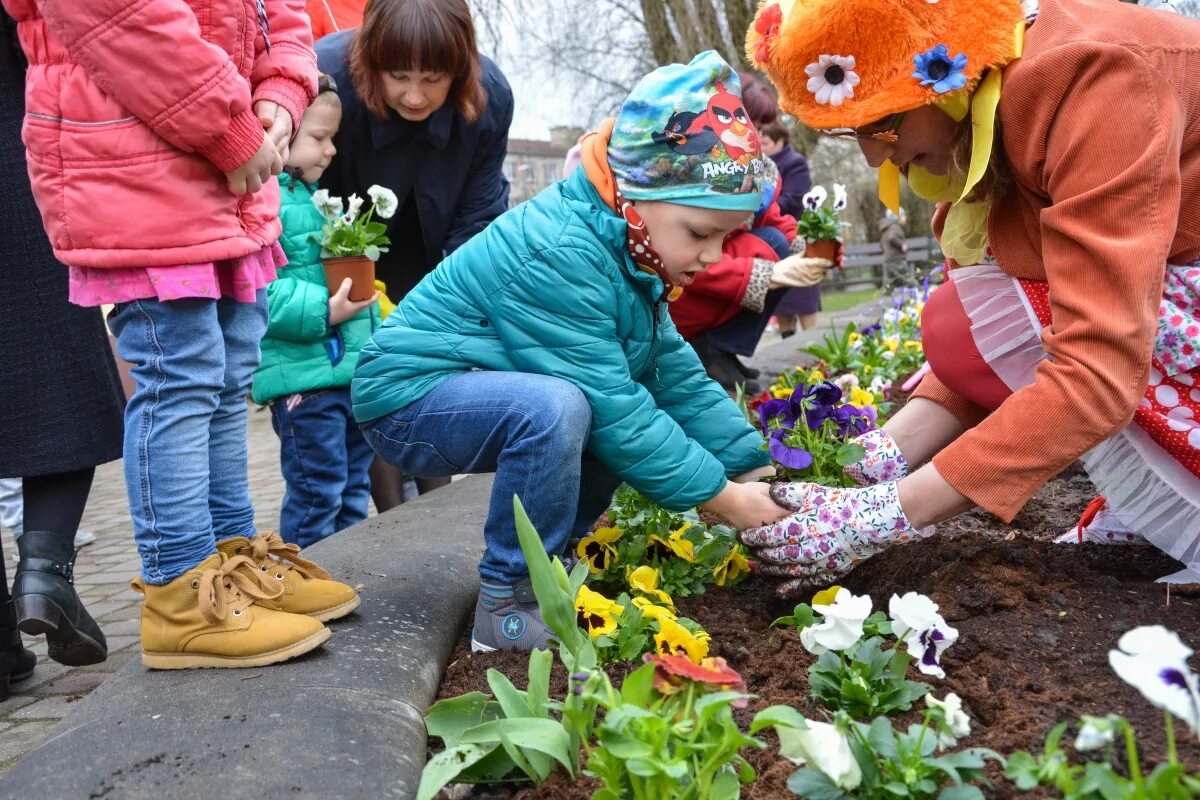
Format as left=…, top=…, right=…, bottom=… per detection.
left=738, top=0, right=1200, bottom=593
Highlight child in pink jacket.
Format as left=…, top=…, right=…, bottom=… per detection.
left=3, top=0, right=357, bottom=670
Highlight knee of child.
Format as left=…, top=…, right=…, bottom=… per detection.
left=540, top=380, right=592, bottom=441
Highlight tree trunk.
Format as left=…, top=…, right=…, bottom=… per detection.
left=640, top=0, right=679, bottom=65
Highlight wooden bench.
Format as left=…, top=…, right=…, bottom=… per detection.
left=823, top=236, right=944, bottom=290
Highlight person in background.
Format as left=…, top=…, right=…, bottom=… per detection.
left=879, top=207, right=913, bottom=290
left=253, top=75, right=380, bottom=550
left=760, top=120, right=821, bottom=333
left=316, top=0, right=514, bottom=511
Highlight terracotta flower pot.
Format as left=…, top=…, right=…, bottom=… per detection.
left=805, top=238, right=839, bottom=263
left=323, top=256, right=376, bottom=301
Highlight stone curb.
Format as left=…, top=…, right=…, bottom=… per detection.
left=0, top=474, right=492, bottom=800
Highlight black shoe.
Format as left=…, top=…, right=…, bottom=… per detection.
left=0, top=600, right=36, bottom=701
left=14, top=531, right=107, bottom=667
left=733, top=357, right=761, bottom=380
left=702, top=350, right=761, bottom=394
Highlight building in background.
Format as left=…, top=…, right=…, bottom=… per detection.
left=503, top=125, right=584, bottom=206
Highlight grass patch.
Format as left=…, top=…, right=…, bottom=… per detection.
left=820, top=287, right=879, bottom=312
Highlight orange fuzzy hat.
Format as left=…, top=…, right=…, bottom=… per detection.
left=746, top=0, right=1025, bottom=130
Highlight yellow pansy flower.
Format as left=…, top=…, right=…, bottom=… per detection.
left=713, top=547, right=750, bottom=587
left=772, top=386, right=793, bottom=399
left=654, top=617, right=710, bottom=663
left=849, top=387, right=876, bottom=409
left=631, top=596, right=677, bottom=623
left=812, top=585, right=842, bottom=606
left=576, top=526, right=622, bottom=573
left=904, top=340, right=924, bottom=352
left=882, top=338, right=900, bottom=353
left=628, top=565, right=675, bottom=608
left=647, top=525, right=696, bottom=563
left=808, top=369, right=826, bottom=382
left=574, top=585, right=622, bottom=638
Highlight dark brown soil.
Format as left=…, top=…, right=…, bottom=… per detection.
left=434, top=378, right=1200, bottom=797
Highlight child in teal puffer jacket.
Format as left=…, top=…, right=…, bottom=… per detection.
left=355, top=52, right=790, bottom=653
left=254, top=76, right=381, bottom=548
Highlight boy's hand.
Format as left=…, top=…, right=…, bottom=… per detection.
left=225, top=130, right=282, bottom=196
left=255, top=100, right=294, bottom=165
left=329, top=278, right=380, bottom=326
left=701, top=480, right=789, bottom=530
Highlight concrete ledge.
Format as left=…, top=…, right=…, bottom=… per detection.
left=0, top=474, right=492, bottom=800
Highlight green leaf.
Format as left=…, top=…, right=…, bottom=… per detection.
left=1003, top=751, right=1042, bottom=791
left=862, top=611, right=893, bottom=638
left=526, top=648, right=552, bottom=715
left=416, top=743, right=502, bottom=800
left=513, top=496, right=584, bottom=654
left=486, top=668, right=533, bottom=719
left=835, top=442, right=867, bottom=467
left=787, top=768, right=849, bottom=800
left=620, top=662, right=656, bottom=707
left=710, top=769, right=742, bottom=800
left=750, top=705, right=810, bottom=735
left=363, top=245, right=381, bottom=261
left=458, top=718, right=574, bottom=778
left=773, top=603, right=818, bottom=631
left=425, top=692, right=502, bottom=747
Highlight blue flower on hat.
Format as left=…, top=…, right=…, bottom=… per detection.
left=912, top=44, right=968, bottom=93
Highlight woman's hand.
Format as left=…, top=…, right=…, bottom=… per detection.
left=702, top=480, right=790, bottom=529
left=224, top=131, right=283, bottom=196
left=328, top=278, right=381, bottom=326
left=740, top=481, right=931, bottom=596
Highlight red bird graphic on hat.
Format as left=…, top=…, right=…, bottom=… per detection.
left=704, top=81, right=760, bottom=165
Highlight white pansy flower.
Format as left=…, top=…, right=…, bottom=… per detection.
left=1109, top=626, right=1200, bottom=733
left=368, top=185, right=399, bottom=219
left=802, top=185, right=828, bottom=212
left=311, top=188, right=343, bottom=221
left=799, top=588, right=872, bottom=655
left=925, top=692, right=971, bottom=749
left=1073, top=715, right=1116, bottom=752
left=889, top=592, right=958, bottom=679
left=778, top=719, right=862, bottom=790
left=832, top=183, right=848, bottom=211
left=805, top=55, right=860, bottom=107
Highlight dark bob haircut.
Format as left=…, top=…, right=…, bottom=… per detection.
left=350, top=0, right=487, bottom=123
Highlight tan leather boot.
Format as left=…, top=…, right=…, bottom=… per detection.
left=216, top=533, right=360, bottom=622
left=131, top=553, right=330, bottom=670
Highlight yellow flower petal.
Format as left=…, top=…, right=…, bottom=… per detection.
left=576, top=526, right=623, bottom=573
left=575, top=585, right=622, bottom=638
left=632, top=596, right=677, bottom=623
left=713, top=547, right=750, bottom=587
left=811, top=585, right=842, bottom=607
left=654, top=617, right=710, bottom=663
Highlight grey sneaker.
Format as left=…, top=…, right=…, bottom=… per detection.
left=470, top=579, right=551, bottom=653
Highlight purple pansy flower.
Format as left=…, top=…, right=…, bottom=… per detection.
left=768, top=428, right=814, bottom=470
left=758, top=398, right=795, bottom=434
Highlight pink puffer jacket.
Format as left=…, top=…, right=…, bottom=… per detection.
left=2, top=0, right=317, bottom=269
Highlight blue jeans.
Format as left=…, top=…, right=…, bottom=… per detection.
left=108, top=292, right=267, bottom=584
left=361, top=372, right=622, bottom=584
left=271, top=388, right=373, bottom=548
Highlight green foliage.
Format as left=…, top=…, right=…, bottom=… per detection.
left=312, top=187, right=394, bottom=259
left=1005, top=716, right=1200, bottom=799
left=798, top=206, right=850, bottom=243
left=809, top=637, right=932, bottom=719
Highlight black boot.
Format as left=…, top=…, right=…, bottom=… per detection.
left=733, top=357, right=761, bottom=380
left=702, top=350, right=762, bottom=395
left=14, top=531, right=107, bottom=666
left=0, top=599, right=36, bottom=701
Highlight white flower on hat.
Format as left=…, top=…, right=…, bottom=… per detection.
left=805, top=54, right=860, bottom=107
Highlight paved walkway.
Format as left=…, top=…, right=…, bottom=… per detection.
left=0, top=303, right=866, bottom=776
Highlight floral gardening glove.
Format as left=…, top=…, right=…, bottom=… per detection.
left=843, top=429, right=909, bottom=486
left=740, top=482, right=932, bottom=597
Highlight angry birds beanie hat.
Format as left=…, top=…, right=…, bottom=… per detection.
left=608, top=51, right=766, bottom=212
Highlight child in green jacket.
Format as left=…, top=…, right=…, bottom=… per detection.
left=354, top=52, right=788, bottom=651
left=254, top=76, right=381, bottom=548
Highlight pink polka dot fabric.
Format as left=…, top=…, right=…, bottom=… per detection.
left=1018, top=265, right=1200, bottom=479
left=67, top=242, right=286, bottom=307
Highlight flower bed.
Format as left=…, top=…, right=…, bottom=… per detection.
left=423, top=289, right=1200, bottom=799
left=432, top=468, right=1200, bottom=799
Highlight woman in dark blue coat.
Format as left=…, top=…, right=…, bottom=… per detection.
left=315, top=0, right=513, bottom=507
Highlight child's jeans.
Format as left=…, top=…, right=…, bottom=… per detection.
left=360, top=371, right=623, bottom=584
left=108, top=292, right=267, bottom=584
left=270, top=388, right=373, bottom=548
left=0, top=477, right=23, bottom=536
